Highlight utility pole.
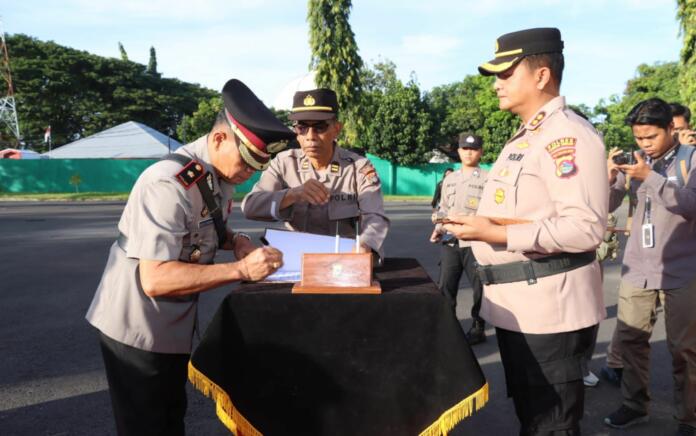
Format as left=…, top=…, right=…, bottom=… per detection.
left=0, top=19, right=21, bottom=147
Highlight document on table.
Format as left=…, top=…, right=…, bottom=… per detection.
left=261, top=228, right=358, bottom=282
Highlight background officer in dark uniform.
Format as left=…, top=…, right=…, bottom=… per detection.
left=430, top=133, right=488, bottom=344
left=85, top=79, right=293, bottom=435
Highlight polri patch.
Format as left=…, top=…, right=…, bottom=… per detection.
left=360, top=163, right=380, bottom=185
left=545, top=137, right=578, bottom=178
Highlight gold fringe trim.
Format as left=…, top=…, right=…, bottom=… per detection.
left=188, top=361, right=263, bottom=436
left=418, top=382, right=490, bottom=436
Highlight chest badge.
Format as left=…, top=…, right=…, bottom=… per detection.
left=201, top=206, right=209, bottom=217
left=516, top=142, right=530, bottom=149
left=499, top=167, right=510, bottom=177
left=494, top=188, right=505, bottom=205
left=467, top=197, right=479, bottom=209
left=189, top=245, right=202, bottom=263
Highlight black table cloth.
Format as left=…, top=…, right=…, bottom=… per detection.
left=189, top=258, right=488, bottom=436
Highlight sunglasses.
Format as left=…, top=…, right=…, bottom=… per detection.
left=293, top=121, right=331, bottom=135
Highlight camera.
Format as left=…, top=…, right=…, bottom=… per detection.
left=612, top=151, right=635, bottom=165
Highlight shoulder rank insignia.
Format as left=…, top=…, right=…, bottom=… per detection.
left=545, top=137, right=578, bottom=178
left=175, top=160, right=205, bottom=190
left=529, top=111, right=546, bottom=129
left=330, top=162, right=340, bottom=173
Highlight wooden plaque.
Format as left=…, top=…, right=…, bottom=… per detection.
left=291, top=253, right=381, bottom=294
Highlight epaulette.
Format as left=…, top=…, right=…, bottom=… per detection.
left=175, top=160, right=206, bottom=190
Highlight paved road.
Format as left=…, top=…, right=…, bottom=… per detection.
left=0, top=201, right=674, bottom=435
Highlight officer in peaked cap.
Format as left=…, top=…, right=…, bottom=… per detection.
left=86, top=79, right=292, bottom=435
left=443, top=28, right=609, bottom=434
left=241, top=88, right=390, bottom=259
left=430, top=132, right=488, bottom=345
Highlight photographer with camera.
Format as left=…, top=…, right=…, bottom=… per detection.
left=671, top=103, right=696, bottom=146
left=603, top=98, right=696, bottom=435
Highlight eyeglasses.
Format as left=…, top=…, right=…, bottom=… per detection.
left=293, top=121, right=331, bottom=135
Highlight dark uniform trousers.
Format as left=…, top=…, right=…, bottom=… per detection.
left=496, top=324, right=598, bottom=436
left=99, top=332, right=189, bottom=436
left=438, top=242, right=483, bottom=321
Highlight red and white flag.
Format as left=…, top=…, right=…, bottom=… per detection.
left=44, top=126, right=51, bottom=143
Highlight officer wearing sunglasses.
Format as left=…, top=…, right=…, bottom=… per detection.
left=241, top=88, right=390, bottom=259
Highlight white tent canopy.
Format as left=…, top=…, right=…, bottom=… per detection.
left=272, top=71, right=317, bottom=110
left=44, top=121, right=182, bottom=159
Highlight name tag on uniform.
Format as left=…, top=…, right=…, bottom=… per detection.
left=198, top=217, right=214, bottom=229
left=641, top=223, right=654, bottom=248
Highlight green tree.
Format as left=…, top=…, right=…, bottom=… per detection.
left=177, top=96, right=222, bottom=143
left=356, top=61, right=433, bottom=165
left=118, top=42, right=128, bottom=61
left=426, top=75, right=518, bottom=163
left=147, top=46, right=158, bottom=76
left=677, top=0, right=696, bottom=112
left=308, top=0, right=364, bottom=145
left=594, top=62, right=681, bottom=150
left=3, top=34, right=215, bottom=150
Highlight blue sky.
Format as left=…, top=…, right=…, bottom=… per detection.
left=1, top=0, right=684, bottom=109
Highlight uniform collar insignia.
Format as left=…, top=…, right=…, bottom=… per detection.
left=330, top=161, right=340, bottom=174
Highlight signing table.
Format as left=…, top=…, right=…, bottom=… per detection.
left=189, top=258, right=488, bottom=436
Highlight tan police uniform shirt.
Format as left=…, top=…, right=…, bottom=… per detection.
left=86, top=136, right=236, bottom=354
left=241, top=146, right=389, bottom=257
left=471, top=96, right=609, bottom=334
left=436, top=167, right=488, bottom=247
left=609, top=147, right=696, bottom=289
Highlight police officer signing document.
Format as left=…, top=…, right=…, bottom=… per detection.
left=86, top=79, right=293, bottom=436
left=444, top=28, right=608, bottom=435
left=241, top=88, right=389, bottom=258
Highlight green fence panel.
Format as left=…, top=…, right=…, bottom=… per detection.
left=0, top=159, right=157, bottom=193
left=0, top=157, right=489, bottom=196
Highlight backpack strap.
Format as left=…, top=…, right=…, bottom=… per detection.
left=162, top=154, right=227, bottom=248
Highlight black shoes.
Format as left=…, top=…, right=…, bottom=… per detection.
left=604, top=405, right=649, bottom=429
left=466, top=319, right=486, bottom=345
left=600, top=365, right=623, bottom=387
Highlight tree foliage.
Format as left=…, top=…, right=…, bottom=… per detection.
left=2, top=34, right=215, bottom=149
left=677, top=0, right=696, bottom=112
left=594, top=62, right=681, bottom=150
left=354, top=61, right=433, bottom=165
left=118, top=42, right=128, bottom=61
left=147, top=46, right=158, bottom=76
left=308, top=0, right=364, bottom=145
left=176, top=96, right=222, bottom=143
left=426, top=75, right=518, bottom=163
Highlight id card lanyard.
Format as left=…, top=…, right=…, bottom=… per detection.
left=642, top=195, right=655, bottom=248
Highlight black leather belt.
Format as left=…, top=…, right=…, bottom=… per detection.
left=476, top=251, right=595, bottom=286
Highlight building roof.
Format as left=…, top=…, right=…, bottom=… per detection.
left=44, top=121, right=182, bottom=159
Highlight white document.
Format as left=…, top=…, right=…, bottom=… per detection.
left=262, top=228, right=358, bottom=282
